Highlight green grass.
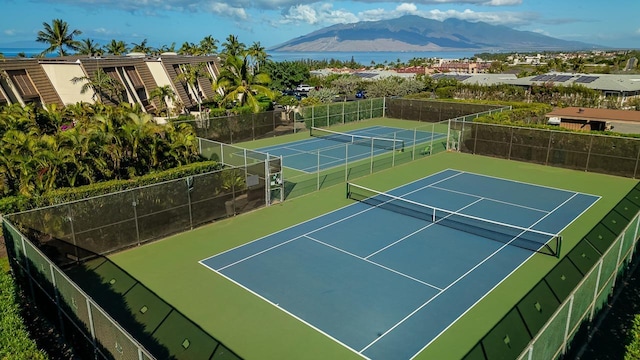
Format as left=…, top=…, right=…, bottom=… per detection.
left=0, top=258, right=48, bottom=360
left=110, top=149, right=637, bottom=360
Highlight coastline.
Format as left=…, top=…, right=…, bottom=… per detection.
left=0, top=48, right=474, bottom=64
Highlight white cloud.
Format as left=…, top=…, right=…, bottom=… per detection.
left=483, top=0, right=522, bottom=6
left=357, top=6, right=532, bottom=27
left=281, top=4, right=358, bottom=25
left=4, top=29, right=16, bottom=36
left=204, top=2, right=248, bottom=20
left=531, top=29, right=551, bottom=36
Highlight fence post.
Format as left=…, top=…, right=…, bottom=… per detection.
left=508, top=127, right=514, bottom=160
left=86, top=299, right=98, bottom=357
left=132, top=192, right=141, bottom=245
left=49, top=264, right=67, bottom=341
left=382, top=97, right=386, bottom=118
left=446, top=120, right=451, bottom=151
left=343, top=102, right=345, bottom=124
left=545, top=129, right=553, bottom=165
left=264, top=158, right=269, bottom=206
left=634, top=144, right=640, bottom=179
left=590, top=260, right=604, bottom=320
left=186, top=177, right=194, bottom=229
left=585, top=135, right=594, bottom=172
left=326, top=104, right=330, bottom=127
left=562, top=295, right=575, bottom=354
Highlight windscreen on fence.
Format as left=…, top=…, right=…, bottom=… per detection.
left=453, top=120, right=640, bottom=178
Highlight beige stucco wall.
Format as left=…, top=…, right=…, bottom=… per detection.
left=146, top=61, right=177, bottom=109
left=41, top=62, right=94, bottom=105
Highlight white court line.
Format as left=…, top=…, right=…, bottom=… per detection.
left=304, top=235, right=443, bottom=291
left=215, top=236, right=304, bottom=272
left=199, top=258, right=370, bottom=360
left=408, top=191, right=583, bottom=359
left=200, top=170, right=463, bottom=267
left=364, top=197, right=485, bottom=260
left=359, top=192, right=576, bottom=354
left=428, top=184, right=551, bottom=214
left=457, top=170, right=603, bottom=199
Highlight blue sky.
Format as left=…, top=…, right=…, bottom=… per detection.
left=1, top=0, right=638, bottom=50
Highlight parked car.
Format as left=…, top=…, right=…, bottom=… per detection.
left=355, top=90, right=366, bottom=99
left=295, top=84, right=314, bottom=92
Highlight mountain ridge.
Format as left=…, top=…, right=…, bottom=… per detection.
left=270, top=15, right=602, bottom=52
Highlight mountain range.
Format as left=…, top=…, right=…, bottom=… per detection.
left=270, top=15, right=601, bottom=52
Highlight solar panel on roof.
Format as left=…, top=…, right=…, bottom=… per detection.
left=531, top=75, right=545, bottom=81
left=554, top=75, right=573, bottom=82
left=574, top=76, right=599, bottom=83
left=456, top=75, right=471, bottom=81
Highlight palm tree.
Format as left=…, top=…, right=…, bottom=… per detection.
left=158, top=43, right=177, bottom=54
left=149, top=85, right=177, bottom=116
left=221, top=35, right=245, bottom=58
left=36, top=19, right=82, bottom=56
left=77, top=38, right=103, bottom=56
left=103, top=39, right=129, bottom=55
left=178, top=42, right=199, bottom=55
left=215, top=54, right=273, bottom=112
left=175, top=63, right=212, bottom=113
left=71, top=68, right=124, bottom=103
left=199, top=36, right=219, bottom=55
left=248, top=41, right=269, bottom=73
left=130, top=39, right=152, bottom=54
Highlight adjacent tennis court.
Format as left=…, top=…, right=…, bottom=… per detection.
left=200, top=169, right=599, bottom=359
left=255, top=126, right=444, bottom=172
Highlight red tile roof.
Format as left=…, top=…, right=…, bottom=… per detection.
left=546, top=107, right=640, bottom=123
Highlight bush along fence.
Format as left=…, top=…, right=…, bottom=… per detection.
left=0, top=149, right=284, bottom=359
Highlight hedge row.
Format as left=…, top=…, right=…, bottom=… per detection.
left=0, top=258, right=47, bottom=360
left=0, top=160, right=221, bottom=215
left=626, top=314, right=640, bottom=360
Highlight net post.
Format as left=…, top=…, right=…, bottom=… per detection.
left=430, top=123, right=435, bottom=154
left=413, top=128, right=417, bottom=160
left=392, top=132, right=396, bottom=167
left=344, top=144, right=349, bottom=182
left=317, top=150, right=320, bottom=191
left=370, top=137, right=374, bottom=174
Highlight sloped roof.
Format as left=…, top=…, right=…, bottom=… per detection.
left=546, top=107, right=640, bottom=123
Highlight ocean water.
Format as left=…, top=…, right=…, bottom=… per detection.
left=268, top=51, right=477, bottom=64
left=0, top=48, right=475, bottom=64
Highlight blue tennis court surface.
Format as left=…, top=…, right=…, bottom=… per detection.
left=256, top=126, right=444, bottom=172
left=200, top=169, right=599, bottom=359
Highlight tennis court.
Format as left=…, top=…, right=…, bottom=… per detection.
left=200, top=169, right=599, bottom=359
left=255, top=126, right=444, bottom=172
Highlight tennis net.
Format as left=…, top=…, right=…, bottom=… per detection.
left=346, top=183, right=561, bottom=257
left=310, top=127, right=404, bottom=152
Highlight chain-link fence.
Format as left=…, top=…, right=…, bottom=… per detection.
left=1, top=151, right=283, bottom=359
left=283, top=121, right=450, bottom=199
left=386, top=98, right=509, bottom=122
left=296, top=98, right=386, bottom=129
left=462, top=183, right=640, bottom=360
left=452, top=121, right=640, bottom=178
left=174, top=108, right=300, bottom=144
left=2, top=218, right=243, bottom=360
